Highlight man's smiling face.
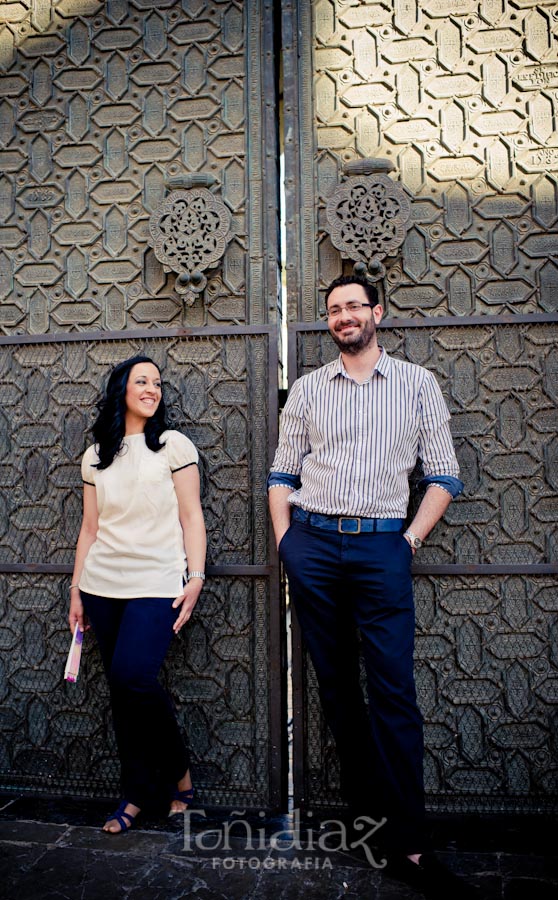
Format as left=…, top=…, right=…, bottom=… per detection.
left=326, top=283, right=383, bottom=355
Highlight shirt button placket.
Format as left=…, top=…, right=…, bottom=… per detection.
left=353, top=385, right=365, bottom=509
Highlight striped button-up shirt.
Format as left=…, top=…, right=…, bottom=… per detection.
left=269, top=349, right=463, bottom=519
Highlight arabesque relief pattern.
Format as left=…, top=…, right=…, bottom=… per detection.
left=303, top=0, right=558, bottom=319
left=283, top=0, right=558, bottom=813
left=0, top=334, right=270, bottom=567
left=0, top=0, right=281, bottom=806
left=0, top=0, right=274, bottom=332
left=0, top=572, right=271, bottom=804
left=295, top=320, right=558, bottom=812
left=297, top=323, right=558, bottom=567
left=0, top=332, right=274, bottom=804
left=304, top=572, right=558, bottom=813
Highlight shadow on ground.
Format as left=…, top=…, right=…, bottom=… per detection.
left=1, top=794, right=556, bottom=899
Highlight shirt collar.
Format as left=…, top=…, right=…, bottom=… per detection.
left=328, top=347, right=391, bottom=382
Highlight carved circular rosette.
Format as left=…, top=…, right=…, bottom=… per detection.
left=148, top=188, right=231, bottom=302
left=326, top=174, right=411, bottom=282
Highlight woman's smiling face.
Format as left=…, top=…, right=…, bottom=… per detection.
left=124, top=362, right=162, bottom=426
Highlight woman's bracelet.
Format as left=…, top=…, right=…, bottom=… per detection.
left=187, top=571, right=205, bottom=582
left=69, top=584, right=80, bottom=591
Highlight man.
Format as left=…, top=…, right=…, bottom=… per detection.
left=269, top=275, right=476, bottom=898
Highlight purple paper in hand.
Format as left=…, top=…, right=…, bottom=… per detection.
left=64, top=625, right=84, bottom=683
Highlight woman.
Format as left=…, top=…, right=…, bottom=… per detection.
left=69, top=355, right=206, bottom=834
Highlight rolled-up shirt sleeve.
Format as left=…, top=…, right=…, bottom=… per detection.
left=417, top=372, right=464, bottom=498
left=268, top=378, right=309, bottom=490
left=267, top=471, right=301, bottom=490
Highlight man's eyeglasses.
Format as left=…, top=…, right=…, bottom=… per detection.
left=325, top=301, right=372, bottom=319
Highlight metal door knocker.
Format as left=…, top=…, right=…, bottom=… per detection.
left=325, top=159, right=411, bottom=282
left=148, top=174, right=232, bottom=306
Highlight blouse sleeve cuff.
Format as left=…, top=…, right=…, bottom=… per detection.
left=171, top=461, right=198, bottom=473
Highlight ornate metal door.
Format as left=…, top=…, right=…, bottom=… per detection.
left=0, top=1, right=285, bottom=811
left=1, top=0, right=558, bottom=819
left=283, top=0, right=558, bottom=815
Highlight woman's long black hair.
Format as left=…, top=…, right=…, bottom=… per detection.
left=92, top=355, right=169, bottom=469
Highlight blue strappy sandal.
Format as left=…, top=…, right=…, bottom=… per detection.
left=168, top=785, right=194, bottom=817
left=103, top=800, right=138, bottom=833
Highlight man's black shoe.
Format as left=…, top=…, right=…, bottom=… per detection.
left=386, top=852, right=482, bottom=899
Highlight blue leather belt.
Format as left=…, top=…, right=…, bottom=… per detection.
left=292, top=507, right=405, bottom=534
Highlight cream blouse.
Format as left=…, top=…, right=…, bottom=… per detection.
left=79, top=430, right=198, bottom=599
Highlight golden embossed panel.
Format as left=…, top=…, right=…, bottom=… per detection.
left=0, top=0, right=278, bottom=331
left=284, top=1, right=558, bottom=814
left=0, top=1, right=282, bottom=808
left=285, top=0, right=558, bottom=320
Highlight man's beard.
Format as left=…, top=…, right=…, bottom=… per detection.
left=329, top=317, right=377, bottom=355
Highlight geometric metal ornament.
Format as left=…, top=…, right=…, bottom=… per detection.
left=148, top=187, right=232, bottom=304
left=326, top=168, right=411, bottom=282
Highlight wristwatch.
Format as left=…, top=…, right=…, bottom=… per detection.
left=187, top=571, right=206, bottom=582
left=403, top=531, right=423, bottom=550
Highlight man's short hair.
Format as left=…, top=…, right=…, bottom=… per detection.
left=325, top=275, right=379, bottom=309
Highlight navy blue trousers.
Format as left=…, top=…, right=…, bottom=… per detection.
left=280, top=520, right=425, bottom=854
left=81, top=592, right=190, bottom=810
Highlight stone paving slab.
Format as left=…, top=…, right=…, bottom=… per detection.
left=56, top=823, right=174, bottom=854
left=0, top=819, right=68, bottom=844
left=3, top=820, right=557, bottom=900
left=1, top=796, right=557, bottom=900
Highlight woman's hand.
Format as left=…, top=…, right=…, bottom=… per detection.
left=68, top=589, right=89, bottom=634
left=172, top=465, right=206, bottom=634
left=172, top=579, right=203, bottom=634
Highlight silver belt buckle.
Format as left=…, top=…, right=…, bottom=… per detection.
left=338, top=516, right=361, bottom=534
